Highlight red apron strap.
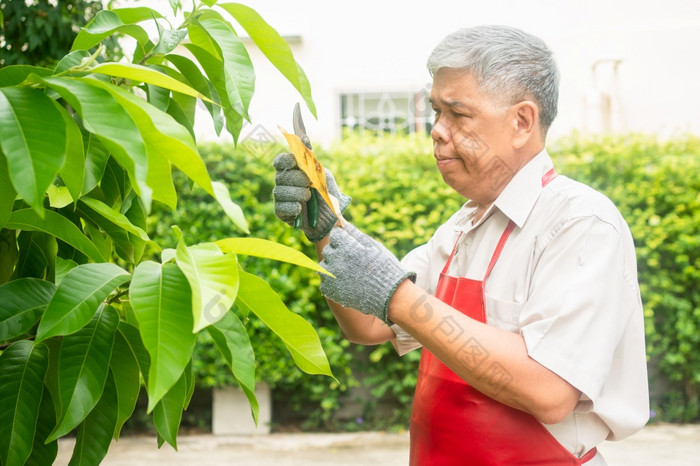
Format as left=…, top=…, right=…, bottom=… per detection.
left=483, top=168, right=557, bottom=284
left=542, top=167, right=558, bottom=187
left=440, top=231, right=463, bottom=275
left=484, top=220, right=516, bottom=281
left=442, top=168, right=558, bottom=279
left=581, top=447, right=598, bottom=463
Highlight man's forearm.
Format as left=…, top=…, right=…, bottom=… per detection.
left=388, top=280, right=581, bottom=424
left=314, top=239, right=395, bottom=345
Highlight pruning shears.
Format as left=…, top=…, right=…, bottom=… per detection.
left=292, top=102, right=320, bottom=229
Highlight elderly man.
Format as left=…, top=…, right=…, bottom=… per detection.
left=273, top=25, right=648, bottom=465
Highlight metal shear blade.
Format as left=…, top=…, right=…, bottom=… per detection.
left=293, top=102, right=313, bottom=150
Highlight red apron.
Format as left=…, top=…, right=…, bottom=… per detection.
left=410, top=169, right=597, bottom=465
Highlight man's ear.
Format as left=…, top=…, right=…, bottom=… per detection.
left=511, top=100, right=540, bottom=149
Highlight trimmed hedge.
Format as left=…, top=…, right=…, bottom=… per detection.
left=152, top=131, right=700, bottom=428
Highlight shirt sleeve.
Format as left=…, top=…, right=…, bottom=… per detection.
left=519, top=214, right=641, bottom=405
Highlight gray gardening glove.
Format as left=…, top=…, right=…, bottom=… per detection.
left=319, top=223, right=416, bottom=323
left=273, top=153, right=351, bottom=242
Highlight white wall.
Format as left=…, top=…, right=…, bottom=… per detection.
left=119, top=0, right=700, bottom=147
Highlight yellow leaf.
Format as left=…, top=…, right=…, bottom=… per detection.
left=279, top=128, right=342, bottom=220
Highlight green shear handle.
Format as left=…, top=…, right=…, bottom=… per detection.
left=292, top=102, right=320, bottom=229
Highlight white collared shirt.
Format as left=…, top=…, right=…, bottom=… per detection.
left=394, top=149, right=649, bottom=461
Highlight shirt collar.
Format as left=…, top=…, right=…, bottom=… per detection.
left=493, top=148, right=554, bottom=228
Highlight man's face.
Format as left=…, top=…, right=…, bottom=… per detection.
left=430, top=68, right=516, bottom=203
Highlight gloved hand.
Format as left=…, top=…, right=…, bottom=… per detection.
left=273, top=153, right=351, bottom=242
left=319, top=223, right=416, bottom=323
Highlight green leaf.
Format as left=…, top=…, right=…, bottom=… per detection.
left=165, top=54, right=223, bottom=135
left=236, top=271, right=334, bottom=379
left=216, top=237, right=331, bottom=275
left=202, top=0, right=218, bottom=6
left=42, top=338, right=62, bottom=422
left=117, top=321, right=151, bottom=385
left=0, top=152, right=16, bottom=229
left=0, top=87, right=66, bottom=214
left=54, top=50, right=91, bottom=75
left=0, top=278, right=55, bottom=345
left=47, top=185, right=74, bottom=209
left=68, top=370, right=118, bottom=466
left=55, top=257, right=78, bottom=286
left=146, top=82, right=171, bottom=112
left=153, top=29, right=188, bottom=55
left=164, top=54, right=212, bottom=96
left=72, top=10, right=150, bottom=52
left=207, top=311, right=258, bottom=423
left=95, top=156, right=130, bottom=206
left=171, top=91, right=196, bottom=131
left=0, top=65, right=52, bottom=87
left=153, top=369, right=187, bottom=450
left=55, top=103, right=85, bottom=202
left=220, top=3, right=317, bottom=117
left=124, top=193, right=149, bottom=263
left=130, top=261, right=196, bottom=412
left=144, top=134, right=178, bottom=210
left=11, top=230, right=56, bottom=280
left=6, top=209, right=107, bottom=263
left=112, top=7, right=165, bottom=24
left=183, top=44, right=243, bottom=142
left=165, top=98, right=195, bottom=140
left=168, top=0, right=181, bottom=15
left=0, top=229, right=17, bottom=285
left=36, top=263, right=130, bottom=343
left=82, top=77, right=215, bottom=198
left=109, top=329, right=142, bottom=440
left=183, top=359, right=195, bottom=410
left=81, top=209, right=135, bottom=263
left=48, top=305, right=119, bottom=442
left=90, top=63, right=214, bottom=103
left=198, top=18, right=255, bottom=121
left=80, top=196, right=150, bottom=241
left=81, top=132, right=110, bottom=196
left=175, top=239, right=239, bottom=332
left=0, top=341, right=49, bottom=466
left=42, top=77, right=152, bottom=208
left=24, top=387, right=58, bottom=466
left=186, top=23, right=221, bottom=60
left=212, top=181, right=249, bottom=234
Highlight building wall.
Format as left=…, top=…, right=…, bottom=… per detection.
left=128, top=0, right=700, bottom=147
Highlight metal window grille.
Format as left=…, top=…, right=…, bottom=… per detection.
left=340, top=90, right=433, bottom=136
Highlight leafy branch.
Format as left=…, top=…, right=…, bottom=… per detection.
left=0, top=2, right=328, bottom=465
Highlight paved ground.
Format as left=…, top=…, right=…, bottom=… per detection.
left=55, top=423, right=700, bottom=466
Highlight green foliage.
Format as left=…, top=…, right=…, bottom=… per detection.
left=172, top=132, right=700, bottom=429
left=551, top=132, right=700, bottom=422
left=0, top=2, right=330, bottom=463
left=0, top=0, right=122, bottom=67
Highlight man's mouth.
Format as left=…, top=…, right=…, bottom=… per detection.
left=435, top=153, right=459, bottom=166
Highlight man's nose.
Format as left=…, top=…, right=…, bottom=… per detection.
left=431, top=119, right=450, bottom=142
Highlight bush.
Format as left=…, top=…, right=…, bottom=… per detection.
left=154, top=131, right=700, bottom=428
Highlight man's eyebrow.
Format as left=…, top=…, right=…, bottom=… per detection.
left=429, top=97, right=474, bottom=111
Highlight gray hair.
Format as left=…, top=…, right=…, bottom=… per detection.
left=427, top=25, right=560, bottom=132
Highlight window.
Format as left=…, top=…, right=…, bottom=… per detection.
left=340, top=89, right=433, bottom=136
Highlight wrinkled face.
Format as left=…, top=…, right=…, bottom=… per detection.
left=430, top=68, right=518, bottom=203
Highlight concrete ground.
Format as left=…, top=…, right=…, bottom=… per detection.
left=55, top=423, right=700, bottom=466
